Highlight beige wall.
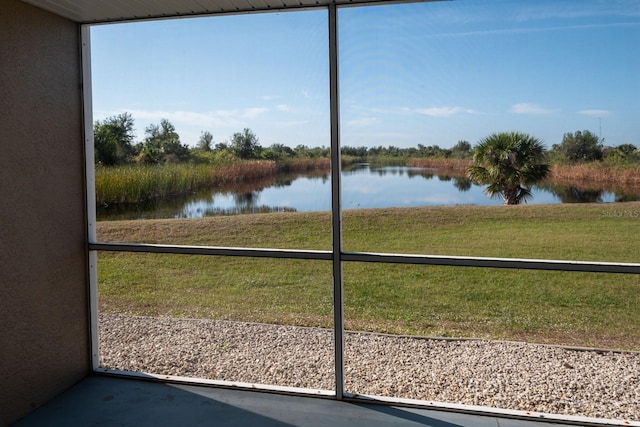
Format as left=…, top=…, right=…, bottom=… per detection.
left=0, top=0, right=90, bottom=425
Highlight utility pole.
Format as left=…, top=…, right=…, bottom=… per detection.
left=598, top=117, right=602, bottom=140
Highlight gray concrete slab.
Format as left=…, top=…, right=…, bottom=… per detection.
left=12, top=375, right=579, bottom=427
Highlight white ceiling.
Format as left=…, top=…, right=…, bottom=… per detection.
left=22, top=0, right=433, bottom=23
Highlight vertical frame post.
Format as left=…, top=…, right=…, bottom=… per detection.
left=81, top=24, right=100, bottom=370
left=328, top=3, right=344, bottom=400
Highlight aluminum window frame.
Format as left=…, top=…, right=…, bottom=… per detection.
left=82, top=3, right=640, bottom=425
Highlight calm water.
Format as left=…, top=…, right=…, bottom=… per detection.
left=97, top=164, right=639, bottom=220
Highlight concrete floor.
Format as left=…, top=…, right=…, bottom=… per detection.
left=11, top=375, right=594, bottom=427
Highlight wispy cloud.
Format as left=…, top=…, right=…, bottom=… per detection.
left=242, top=107, right=269, bottom=119
left=510, top=103, right=558, bottom=115
left=578, top=109, right=611, bottom=117
left=114, top=107, right=270, bottom=129
left=129, top=109, right=234, bottom=126
left=512, top=2, right=640, bottom=23
left=273, top=120, right=309, bottom=127
left=414, top=107, right=478, bottom=117
left=429, top=22, right=640, bottom=39
left=385, top=2, right=640, bottom=33
left=276, top=104, right=291, bottom=112
left=346, top=117, right=378, bottom=127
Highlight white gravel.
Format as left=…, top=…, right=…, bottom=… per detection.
left=99, top=314, right=640, bottom=422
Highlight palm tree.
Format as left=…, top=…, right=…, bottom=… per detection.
left=467, top=132, right=550, bottom=205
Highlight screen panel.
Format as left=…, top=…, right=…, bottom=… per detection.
left=98, top=252, right=335, bottom=390
left=343, top=262, right=640, bottom=420
left=338, top=1, right=640, bottom=263
left=91, top=10, right=332, bottom=250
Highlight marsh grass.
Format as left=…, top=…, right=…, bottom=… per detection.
left=278, top=157, right=331, bottom=173
left=95, top=161, right=277, bottom=206
left=409, top=158, right=471, bottom=173
left=97, top=203, right=640, bottom=350
left=409, top=158, right=640, bottom=190
left=550, top=163, right=640, bottom=187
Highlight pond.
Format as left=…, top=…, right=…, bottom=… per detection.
left=97, top=164, right=640, bottom=220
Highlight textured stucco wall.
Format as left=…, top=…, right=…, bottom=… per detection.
left=0, top=1, right=89, bottom=425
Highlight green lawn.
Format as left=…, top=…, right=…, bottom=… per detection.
left=97, top=202, right=640, bottom=350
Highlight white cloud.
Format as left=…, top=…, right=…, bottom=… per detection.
left=430, top=22, right=640, bottom=39
left=512, top=3, right=640, bottom=23
left=346, top=117, right=378, bottom=127
left=128, top=109, right=233, bottom=126
left=242, top=107, right=269, bottom=119
left=122, top=107, right=270, bottom=125
left=103, top=107, right=272, bottom=143
left=578, top=109, right=612, bottom=117
left=97, top=106, right=326, bottom=147
left=510, top=103, right=558, bottom=115
left=414, top=107, right=477, bottom=117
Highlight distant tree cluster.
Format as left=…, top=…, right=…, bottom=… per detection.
left=137, top=119, right=190, bottom=164
left=340, top=140, right=473, bottom=159
left=94, top=112, right=637, bottom=169
left=604, top=143, right=640, bottom=165
left=547, top=130, right=639, bottom=165
left=549, top=130, right=603, bottom=163
left=93, top=114, right=332, bottom=166
left=93, top=114, right=190, bottom=165
left=93, top=112, right=136, bottom=166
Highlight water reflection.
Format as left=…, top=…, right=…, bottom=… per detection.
left=453, top=177, right=472, bottom=192
left=97, top=164, right=640, bottom=220
left=535, top=182, right=606, bottom=204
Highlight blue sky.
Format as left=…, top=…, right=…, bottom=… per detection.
left=91, top=0, right=640, bottom=149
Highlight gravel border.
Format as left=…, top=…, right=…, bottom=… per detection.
left=99, top=314, right=640, bottom=421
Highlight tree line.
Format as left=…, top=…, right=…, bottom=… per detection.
left=94, top=112, right=639, bottom=167
left=93, top=113, right=329, bottom=166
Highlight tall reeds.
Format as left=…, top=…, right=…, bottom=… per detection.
left=278, top=157, right=331, bottom=173
left=549, top=164, right=640, bottom=187
left=409, top=158, right=640, bottom=190
left=96, top=161, right=277, bottom=206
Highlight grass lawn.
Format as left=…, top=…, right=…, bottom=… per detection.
left=97, top=202, right=640, bottom=350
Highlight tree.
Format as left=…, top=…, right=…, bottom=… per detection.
left=451, top=140, right=472, bottom=159
left=553, top=130, right=603, bottom=163
left=230, top=128, right=262, bottom=159
left=196, top=131, right=214, bottom=151
left=94, top=112, right=136, bottom=165
left=467, top=132, right=550, bottom=205
left=138, top=119, right=189, bottom=164
left=341, top=145, right=368, bottom=157
left=416, top=144, right=450, bottom=158
left=264, top=143, right=295, bottom=160
left=604, top=143, right=639, bottom=165
left=214, top=142, right=229, bottom=151
left=615, top=143, right=637, bottom=156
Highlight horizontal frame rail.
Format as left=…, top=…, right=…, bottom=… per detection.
left=89, top=242, right=640, bottom=274
left=89, top=242, right=333, bottom=260
left=342, top=252, right=640, bottom=274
